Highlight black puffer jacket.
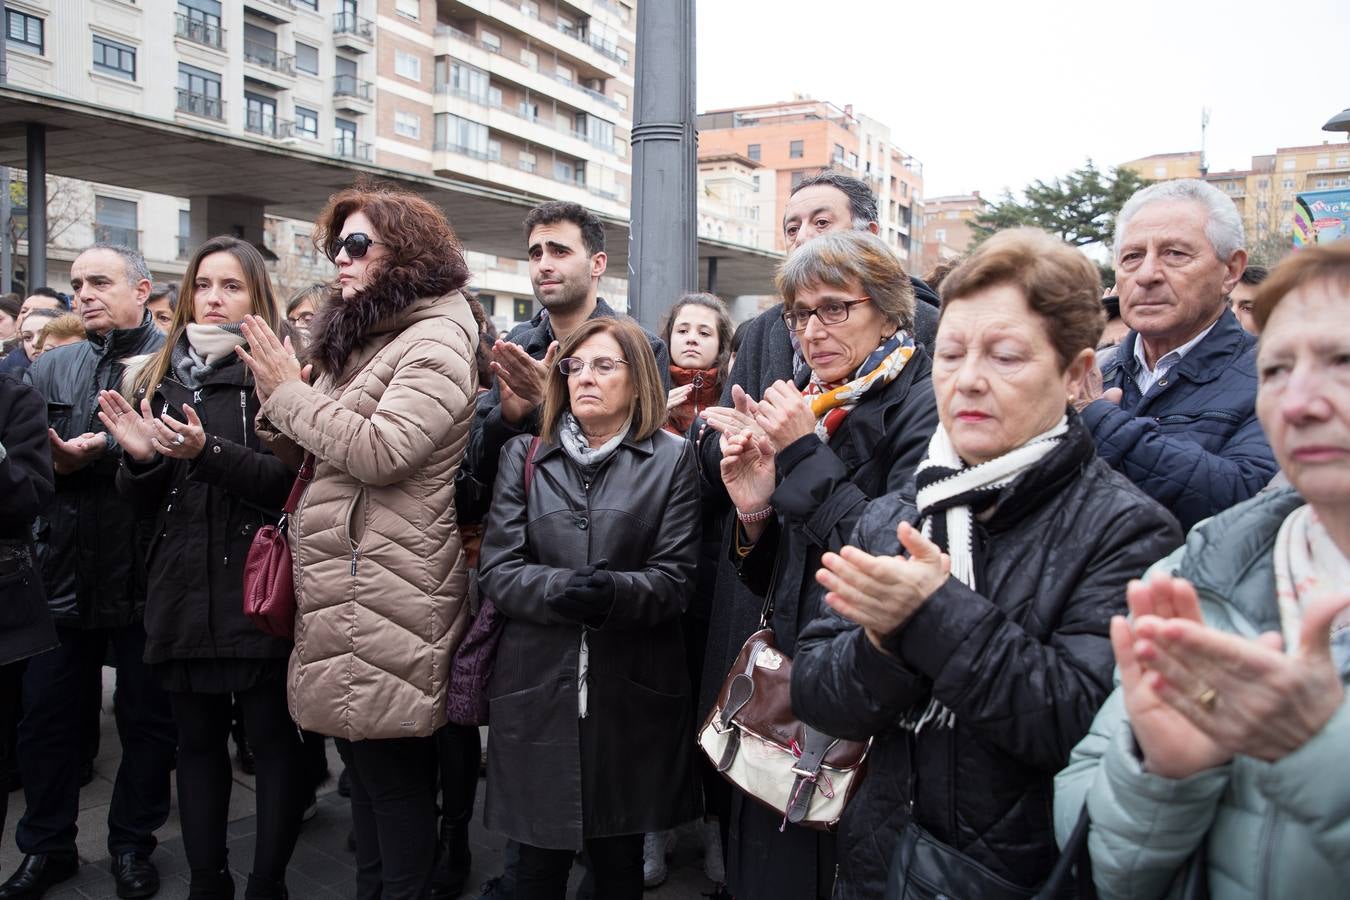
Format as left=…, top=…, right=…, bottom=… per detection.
left=0, top=374, right=58, bottom=665
left=24, top=312, right=164, bottom=627
left=116, top=357, right=295, bottom=663
left=791, top=417, right=1183, bottom=898
left=478, top=428, right=701, bottom=850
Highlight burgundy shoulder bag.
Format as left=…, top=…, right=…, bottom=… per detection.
left=242, top=454, right=315, bottom=639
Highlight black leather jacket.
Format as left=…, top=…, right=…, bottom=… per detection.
left=24, top=312, right=164, bottom=627
left=478, top=428, right=702, bottom=850
left=791, top=419, right=1183, bottom=897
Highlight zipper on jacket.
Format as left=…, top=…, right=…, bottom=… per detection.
left=1258, top=807, right=1279, bottom=900
left=239, top=390, right=248, bottom=443
left=350, top=549, right=360, bottom=576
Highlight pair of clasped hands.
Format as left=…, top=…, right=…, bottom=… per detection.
left=91, top=316, right=309, bottom=466
left=1117, top=572, right=1350, bottom=778
left=702, top=384, right=952, bottom=649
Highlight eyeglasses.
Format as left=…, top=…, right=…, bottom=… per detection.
left=326, top=233, right=385, bottom=262
left=288, top=311, right=315, bottom=326
left=558, top=356, right=628, bottom=376
left=782, top=297, right=871, bottom=332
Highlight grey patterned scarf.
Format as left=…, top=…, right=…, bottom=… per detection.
left=558, top=411, right=630, bottom=469
left=172, top=323, right=246, bottom=389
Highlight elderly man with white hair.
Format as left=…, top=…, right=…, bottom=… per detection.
left=1077, top=179, right=1277, bottom=530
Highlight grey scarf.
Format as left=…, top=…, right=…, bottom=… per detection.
left=558, top=411, right=630, bottom=469
left=172, top=323, right=246, bottom=389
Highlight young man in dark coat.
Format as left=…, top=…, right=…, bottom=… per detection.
left=2, top=244, right=176, bottom=900
left=1078, top=178, right=1278, bottom=531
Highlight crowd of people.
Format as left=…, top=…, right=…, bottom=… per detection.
left=0, top=168, right=1346, bottom=900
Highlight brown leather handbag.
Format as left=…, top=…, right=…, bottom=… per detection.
left=698, top=617, right=870, bottom=831
left=242, top=454, right=314, bottom=639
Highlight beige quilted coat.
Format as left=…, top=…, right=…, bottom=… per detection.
left=258, top=292, right=478, bottom=740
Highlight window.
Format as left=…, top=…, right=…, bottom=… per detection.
left=575, top=113, right=614, bottom=150
left=1317, top=156, right=1330, bottom=167
left=1154, top=166, right=1167, bottom=178
left=245, top=92, right=278, bottom=137
left=335, top=117, right=358, bottom=155
left=521, top=1, right=539, bottom=18
left=244, top=23, right=280, bottom=69
left=447, top=62, right=490, bottom=103
left=395, top=0, right=419, bottom=19
left=1316, top=179, right=1329, bottom=189
left=480, top=30, right=500, bottom=52
left=294, top=105, right=319, bottom=139
left=614, top=92, right=628, bottom=111
left=177, top=63, right=223, bottom=118
left=295, top=42, right=319, bottom=74
left=1283, top=159, right=1297, bottom=171
left=1338, top=156, right=1349, bottom=167
left=488, top=139, right=501, bottom=162
left=752, top=175, right=760, bottom=189
left=177, top=0, right=222, bottom=49
left=554, top=159, right=584, bottom=185
left=395, top=49, right=421, bottom=82
left=6, top=9, right=43, bottom=53
left=519, top=48, right=538, bottom=70
left=789, top=140, right=803, bottom=159
left=747, top=143, right=760, bottom=161
left=1281, top=201, right=1293, bottom=211
left=295, top=0, right=317, bottom=8
left=95, top=196, right=138, bottom=249
left=790, top=170, right=806, bottom=188
left=436, top=114, right=489, bottom=158
left=518, top=99, right=539, bottom=120
left=1282, top=178, right=1295, bottom=189
left=832, top=143, right=844, bottom=163
left=555, top=63, right=573, bottom=84
left=93, top=35, right=136, bottom=79
left=935, top=228, right=946, bottom=243
left=394, top=111, right=421, bottom=140
left=178, top=209, right=191, bottom=258
left=848, top=152, right=858, bottom=169
left=518, top=150, right=536, bottom=173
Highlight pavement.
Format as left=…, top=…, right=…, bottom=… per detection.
left=1, top=670, right=717, bottom=899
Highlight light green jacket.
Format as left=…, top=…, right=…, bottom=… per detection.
left=1054, top=489, right=1350, bottom=900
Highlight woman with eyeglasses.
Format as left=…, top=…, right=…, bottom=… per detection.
left=477, top=316, right=701, bottom=899
left=233, top=182, right=481, bottom=900
left=701, top=229, right=938, bottom=900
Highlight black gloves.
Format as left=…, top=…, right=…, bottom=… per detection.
left=548, top=559, right=615, bottom=625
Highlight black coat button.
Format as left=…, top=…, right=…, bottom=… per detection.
left=577, top=516, right=589, bottom=530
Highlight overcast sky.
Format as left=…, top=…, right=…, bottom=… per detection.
left=695, top=0, right=1350, bottom=199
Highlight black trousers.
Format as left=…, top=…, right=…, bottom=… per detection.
left=516, top=835, right=643, bottom=900
left=335, top=735, right=438, bottom=900
left=435, top=723, right=481, bottom=827
left=0, top=660, right=24, bottom=840
left=16, top=622, right=175, bottom=857
left=169, top=681, right=304, bottom=883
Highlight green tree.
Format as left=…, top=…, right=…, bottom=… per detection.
left=970, top=160, right=1152, bottom=268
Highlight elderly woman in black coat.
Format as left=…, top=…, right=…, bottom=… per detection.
left=706, top=229, right=938, bottom=900
left=478, top=316, right=700, bottom=900
left=790, top=228, right=1184, bottom=899
left=0, top=373, right=58, bottom=837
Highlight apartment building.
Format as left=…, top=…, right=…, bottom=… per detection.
left=696, top=151, right=775, bottom=250
left=696, top=97, right=924, bottom=266
left=2, top=0, right=636, bottom=324
left=919, top=192, right=988, bottom=266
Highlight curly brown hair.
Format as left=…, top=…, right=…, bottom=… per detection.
left=312, top=179, right=470, bottom=301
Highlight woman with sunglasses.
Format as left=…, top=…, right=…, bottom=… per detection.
left=477, top=316, right=701, bottom=899
left=234, top=183, right=481, bottom=900
left=701, top=229, right=938, bottom=900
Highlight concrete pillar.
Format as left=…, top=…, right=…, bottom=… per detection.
left=188, top=195, right=269, bottom=255
left=26, top=124, right=46, bottom=291
left=626, top=0, right=696, bottom=331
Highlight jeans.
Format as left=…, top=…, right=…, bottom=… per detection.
left=335, top=735, right=438, bottom=900
left=16, top=622, right=176, bottom=856
left=516, top=835, right=643, bottom=900
left=170, top=681, right=304, bottom=883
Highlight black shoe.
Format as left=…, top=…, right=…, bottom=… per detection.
left=336, top=767, right=351, bottom=798
left=4, top=768, right=19, bottom=793
left=187, top=867, right=234, bottom=899
left=0, top=852, right=79, bottom=899
left=430, top=817, right=472, bottom=899
left=234, top=740, right=255, bottom=776
left=243, top=874, right=287, bottom=900
left=111, top=852, right=159, bottom=899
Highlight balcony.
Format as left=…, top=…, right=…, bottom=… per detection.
left=244, top=0, right=296, bottom=24
left=333, top=75, right=373, bottom=113
left=175, top=13, right=225, bottom=50
left=176, top=89, right=225, bottom=121
left=244, top=112, right=295, bottom=140
left=333, top=138, right=373, bottom=162
left=244, top=40, right=295, bottom=79
left=93, top=224, right=141, bottom=250
left=333, top=12, right=374, bottom=53
left=435, top=86, right=620, bottom=162
left=433, top=141, right=492, bottom=162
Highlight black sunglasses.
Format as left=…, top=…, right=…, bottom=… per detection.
left=327, top=232, right=385, bottom=262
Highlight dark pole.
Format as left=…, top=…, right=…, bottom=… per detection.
left=26, top=124, right=46, bottom=291
left=627, top=0, right=696, bottom=331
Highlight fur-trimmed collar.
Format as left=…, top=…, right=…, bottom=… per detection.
left=307, top=265, right=465, bottom=377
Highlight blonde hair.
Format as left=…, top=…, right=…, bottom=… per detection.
left=36, top=314, right=85, bottom=350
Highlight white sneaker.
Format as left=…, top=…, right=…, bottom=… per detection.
left=701, top=819, right=725, bottom=884
left=642, top=830, right=674, bottom=888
